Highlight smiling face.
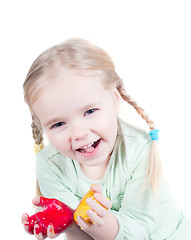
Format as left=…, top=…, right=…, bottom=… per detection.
left=32, top=67, right=120, bottom=171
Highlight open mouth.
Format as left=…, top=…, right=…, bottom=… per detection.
left=76, top=139, right=101, bottom=153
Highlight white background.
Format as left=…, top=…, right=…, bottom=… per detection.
left=0, top=0, right=190, bottom=239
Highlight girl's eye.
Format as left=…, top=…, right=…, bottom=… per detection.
left=51, top=122, right=65, bottom=129
left=84, top=108, right=97, bottom=116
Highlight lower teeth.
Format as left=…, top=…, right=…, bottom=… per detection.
left=79, top=148, right=92, bottom=153
left=78, top=139, right=100, bottom=153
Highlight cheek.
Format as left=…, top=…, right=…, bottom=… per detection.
left=46, top=132, right=69, bottom=152
left=96, top=116, right=118, bottom=140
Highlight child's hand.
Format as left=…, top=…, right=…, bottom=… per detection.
left=21, top=197, right=74, bottom=239
left=76, top=184, right=118, bottom=240
left=86, top=184, right=112, bottom=225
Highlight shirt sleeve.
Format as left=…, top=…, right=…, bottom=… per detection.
left=111, top=139, right=158, bottom=240
left=35, top=150, right=81, bottom=210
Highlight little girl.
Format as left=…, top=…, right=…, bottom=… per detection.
left=22, top=38, right=191, bottom=239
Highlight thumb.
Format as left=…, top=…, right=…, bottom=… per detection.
left=90, top=184, right=102, bottom=194
left=32, top=196, right=52, bottom=208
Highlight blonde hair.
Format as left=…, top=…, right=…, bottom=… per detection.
left=23, top=38, right=162, bottom=197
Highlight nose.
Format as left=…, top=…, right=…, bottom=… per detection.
left=70, top=122, right=88, bottom=141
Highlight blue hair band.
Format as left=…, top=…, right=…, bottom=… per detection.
left=149, top=129, right=159, bottom=141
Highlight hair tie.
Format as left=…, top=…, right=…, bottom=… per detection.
left=34, top=142, right=45, bottom=154
left=149, top=129, right=159, bottom=141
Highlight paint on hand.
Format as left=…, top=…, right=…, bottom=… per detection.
left=26, top=197, right=74, bottom=236
left=74, top=189, right=106, bottom=223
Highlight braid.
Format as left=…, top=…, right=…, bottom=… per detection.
left=31, top=113, right=44, bottom=197
left=31, top=113, right=45, bottom=154
left=31, top=115, right=43, bottom=145
left=117, top=82, right=162, bottom=197
left=117, top=84, right=156, bottom=130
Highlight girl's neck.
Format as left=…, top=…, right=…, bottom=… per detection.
left=80, top=160, right=109, bottom=181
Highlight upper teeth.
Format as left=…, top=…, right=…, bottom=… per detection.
left=80, top=142, right=94, bottom=150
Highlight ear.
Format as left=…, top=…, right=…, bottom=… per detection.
left=113, top=88, right=121, bottom=113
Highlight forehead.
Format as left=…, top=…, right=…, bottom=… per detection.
left=50, top=67, right=109, bottom=99
left=32, top=68, right=113, bottom=118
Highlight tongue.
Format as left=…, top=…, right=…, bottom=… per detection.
left=85, top=147, right=95, bottom=153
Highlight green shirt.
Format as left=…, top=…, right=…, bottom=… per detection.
left=36, top=118, right=191, bottom=239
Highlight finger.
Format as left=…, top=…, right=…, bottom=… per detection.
left=90, top=184, right=102, bottom=194
left=47, top=224, right=60, bottom=239
left=90, top=184, right=112, bottom=209
left=87, top=209, right=104, bottom=226
left=76, top=216, right=90, bottom=232
left=32, top=197, right=51, bottom=208
left=34, top=224, right=45, bottom=240
left=86, top=198, right=107, bottom=218
left=32, top=197, right=41, bottom=207
left=21, top=213, right=30, bottom=233
left=93, top=192, right=112, bottom=210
